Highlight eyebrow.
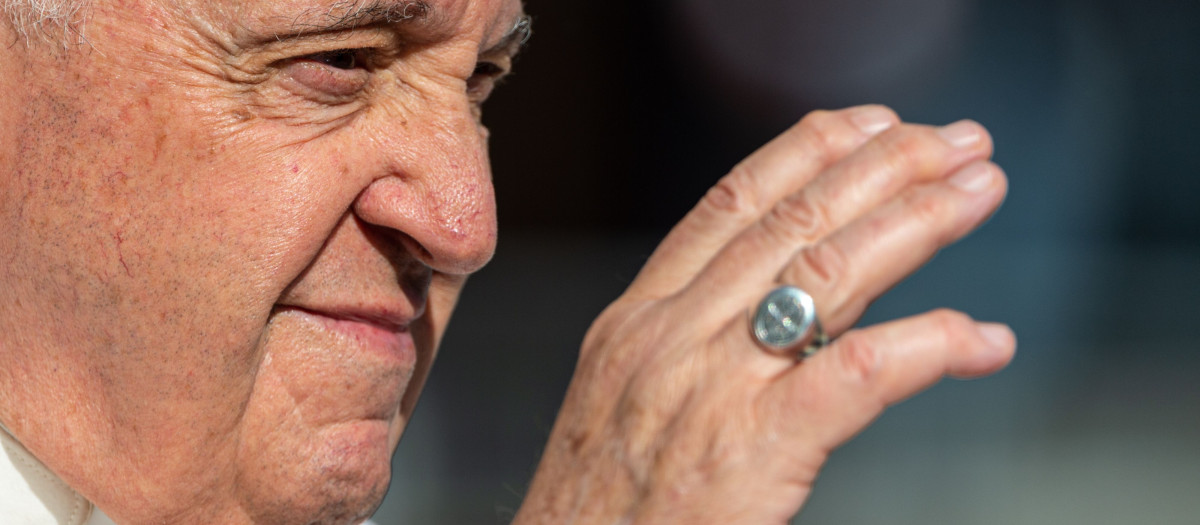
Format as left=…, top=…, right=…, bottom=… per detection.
left=287, top=0, right=436, bottom=34
left=284, top=0, right=530, bottom=56
left=484, top=14, right=532, bottom=57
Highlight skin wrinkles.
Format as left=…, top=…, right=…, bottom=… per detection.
left=0, top=6, right=1025, bottom=525
left=213, top=3, right=524, bottom=147
left=225, top=0, right=456, bottom=47
left=284, top=0, right=434, bottom=36
left=0, top=0, right=526, bottom=523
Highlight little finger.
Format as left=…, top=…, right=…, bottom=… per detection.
left=764, top=309, right=1015, bottom=453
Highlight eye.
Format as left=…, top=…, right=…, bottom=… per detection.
left=467, top=61, right=507, bottom=104
left=307, top=49, right=361, bottom=70
left=472, top=61, right=504, bottom=77
left=284, top=49, right=372, bottom=99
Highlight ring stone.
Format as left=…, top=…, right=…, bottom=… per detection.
left=752, top=286, right=827, bottom=358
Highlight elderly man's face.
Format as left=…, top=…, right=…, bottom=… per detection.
left=0, top=0, right=521, bottom=522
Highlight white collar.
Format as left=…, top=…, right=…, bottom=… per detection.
left=1, top=424, right=378, bottom=525
left=0, top=423, right=116, bottom=525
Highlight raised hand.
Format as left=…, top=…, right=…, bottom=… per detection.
left=515, top=105, right=1016, bottom=524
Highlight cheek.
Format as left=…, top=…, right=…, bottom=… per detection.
left=4, top=65, right=356, bottom=399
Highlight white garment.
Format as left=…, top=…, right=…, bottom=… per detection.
left=0, top=423, right=114, bottom=525
left=0, top=424, right=377, bottom=525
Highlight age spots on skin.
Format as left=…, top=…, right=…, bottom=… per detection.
left=153, top=129, right=168, bottom=163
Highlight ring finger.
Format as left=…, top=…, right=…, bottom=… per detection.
left=777, top=159, right=1008, bottom=337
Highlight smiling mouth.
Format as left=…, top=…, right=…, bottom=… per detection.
left=274, top=305, right=418, bottom=366
left=282, top=305, right=410, bottom=330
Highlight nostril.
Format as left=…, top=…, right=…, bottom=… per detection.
left=399, top=265, right=432, bottom=319
left=353, top=216, right=429, bottom=261
left=402, top=234, right=435, bottom=264
left=355, top=211, right=494, bottom=275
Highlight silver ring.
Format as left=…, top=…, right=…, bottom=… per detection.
left=752, top=285, right=828, bottom=358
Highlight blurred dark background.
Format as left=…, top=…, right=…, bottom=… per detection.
left=376, top=1, right=1200, bottom=523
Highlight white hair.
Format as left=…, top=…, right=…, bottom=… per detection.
left=2, top=0, right=87, bottom=42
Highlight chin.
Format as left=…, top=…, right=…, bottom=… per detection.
left=240, top=419, right=399, bottom=525
left=234, top=308, right=421, bottom=523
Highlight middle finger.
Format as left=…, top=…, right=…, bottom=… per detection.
left=778, top=159, right=1008, bottom=335
left=677, top=120, right=993, bottom=322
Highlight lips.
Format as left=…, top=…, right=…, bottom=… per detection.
left=274, top=304, right=421, bottom=366
left=284, top=304, right=414, bottom=331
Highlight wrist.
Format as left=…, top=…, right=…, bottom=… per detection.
left=512, top=437, right=640, bottom=525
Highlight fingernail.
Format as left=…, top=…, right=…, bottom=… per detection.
left=938, top=120, right=982, bottom=148
left=977, top=322, right=1014, bottom=350
left=850, top=106, right=896, bottom=135
left=948, top=162, right=995, bottom=193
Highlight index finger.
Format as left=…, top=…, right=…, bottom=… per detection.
left=625, top=106, right=899, bottom=300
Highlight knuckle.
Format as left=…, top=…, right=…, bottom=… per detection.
left=875, top=126, right=941, bottom=176
left=762, top=190, right=828, bottom=244
left=904, top=188, right=951, bottom=226
left=833, top=330, right=883, bottom=384
left=793, top=240, right=847, bottom=293
left=792, top=110, right=843, bottom=165
left=929, top=308, right=975, bottom=346
left=852, top=104, right=900, bottom=123
left=703, top=165, right=762, bottom=220
left=796, top=109, right=836, bottom=137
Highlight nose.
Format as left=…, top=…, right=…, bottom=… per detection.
left=352, top=101, right=499, bottom=276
